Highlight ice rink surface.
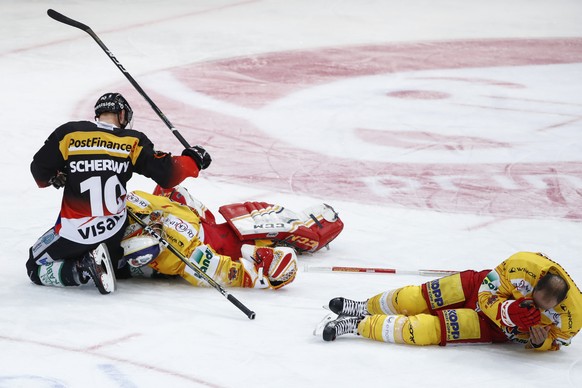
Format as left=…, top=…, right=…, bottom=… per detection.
left=1, top=0, right=582, bottom=386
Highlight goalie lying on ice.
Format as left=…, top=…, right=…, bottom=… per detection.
left=120, top=186, right=344, bottom=289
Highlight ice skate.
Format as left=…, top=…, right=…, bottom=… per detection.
left=313, top=312, right=336, bottom=336
left=78, top=243, right=117, bottom=294
left=322, top=316, right=362, bottom=341
left=328, top=297, right=369, bottom=317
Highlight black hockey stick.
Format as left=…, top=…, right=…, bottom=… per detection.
left=47, top=9, right=191, bottom=149
left=127, top=208, right=256, bottom=320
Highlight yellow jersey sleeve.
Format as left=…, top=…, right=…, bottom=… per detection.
left=477, top=252, right=582, bottom=351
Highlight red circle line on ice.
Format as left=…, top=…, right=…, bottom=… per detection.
left=113, top=38, right=582, bottom=220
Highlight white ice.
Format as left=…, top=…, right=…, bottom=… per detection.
left=1, top=1, right=582, bottom=387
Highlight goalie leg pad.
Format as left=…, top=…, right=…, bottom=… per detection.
left=219, top=201, right=344, bottom=253
left=301, top=203, right=344, bottom=252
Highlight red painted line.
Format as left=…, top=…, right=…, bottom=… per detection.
left=83, top=333, right=141, bottom=351
left=0, top=334, right=223, bottom=387
left=0, top=0, right=261, bottom=57
left=453, top=102, right=579, bottom=116
left=537, top=117, right=582, bottom=132
left=485, top=95, right=582, bottom=107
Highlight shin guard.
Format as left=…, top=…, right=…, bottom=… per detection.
left=37, top=259, right=80, bottom=287
left=437, top=309, right=483, bottom=345
left=367, top=286, right=430, bottom=316
left=423, top=273, right=466, bottom=312
left=358, top=314, right=441, bottom=346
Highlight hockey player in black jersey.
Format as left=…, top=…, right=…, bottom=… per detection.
left=26, top=92, right=211, bottom=294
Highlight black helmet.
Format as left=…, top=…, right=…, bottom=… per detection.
left=94, top=92, right=133, bottom=129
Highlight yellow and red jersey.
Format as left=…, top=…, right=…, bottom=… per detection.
left=125, top=190, right=247, bottom=287
left=477, top=252, right=582, bottom=350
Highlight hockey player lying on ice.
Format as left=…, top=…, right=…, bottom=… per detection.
left=119, top=185, right=344, bottom=290
left=318, top=252, right=581, bottom=351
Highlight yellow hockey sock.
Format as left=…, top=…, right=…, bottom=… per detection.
left=367, top=286, right=429, bottom=316
left=358, top=314, right=441, bottom=346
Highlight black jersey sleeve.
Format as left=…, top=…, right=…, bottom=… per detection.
left=31, top=125, right=67, bottom=188
left=129, top=131, right=199, bottom=188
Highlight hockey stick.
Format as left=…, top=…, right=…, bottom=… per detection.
left=46, top=9, right=191, bottom=148
left=303, top=265, right=457, bottom=277
left=127, top=209, right=256, bottom=320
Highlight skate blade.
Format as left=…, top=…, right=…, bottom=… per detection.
left=313, top=312, right=336, bottom=336
left=94, top=243, right=117, bottom=294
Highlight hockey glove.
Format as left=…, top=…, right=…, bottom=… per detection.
left=239, top=245, right=298, bottom=289
left=182, top=145, right=212, bottom=170
left=499, top=297, right=541, bottom=331
left=48, top=171, right=67, bottom=189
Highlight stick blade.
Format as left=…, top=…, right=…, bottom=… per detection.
left=47, top=9, right=91, bottom=31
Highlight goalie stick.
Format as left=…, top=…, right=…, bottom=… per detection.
left=46, top=9, right=192, bottom=149
left=303, top=265, right=457, bottom=277
left=127, top=209, right=256, bottom=320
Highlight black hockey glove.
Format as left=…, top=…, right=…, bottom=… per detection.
left=48, top=171, right=67, bottom=189
left=182, top=145, right=212, bottom=170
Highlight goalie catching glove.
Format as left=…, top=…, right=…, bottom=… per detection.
left=239, top=245, right=298, bottom=289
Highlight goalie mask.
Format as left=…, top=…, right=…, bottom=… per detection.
left=121, top=235, right=162, bottom=267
